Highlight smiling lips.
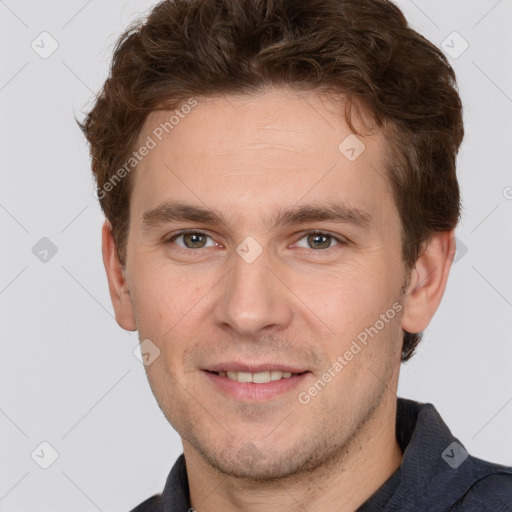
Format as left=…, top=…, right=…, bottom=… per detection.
left=203, top=361, right=310, bottom=400
left=203, top=368, right=310, bottom=402
left=204, top=362, right=309, bottom=384
left=210, top=369, right=300, bottom=383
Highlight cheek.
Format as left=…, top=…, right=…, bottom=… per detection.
left=305, top=267, right=386, bottom=328
left=302, top=263, right=404, bottom=361
left=129, top=259, right=218, bottom=377
left=130, top=259, right=207, bottom=328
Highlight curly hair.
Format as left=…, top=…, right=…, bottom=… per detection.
left=79, top=0, right=464, bottom=361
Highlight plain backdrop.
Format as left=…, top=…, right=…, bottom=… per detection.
left=1, top=0, right=511, bottom=510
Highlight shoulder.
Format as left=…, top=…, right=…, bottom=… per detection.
left=128, top=453, right=190, bottom=511
left=128, top=494, right=162, bottom=512
left=449, top=463, right=512, bottom=511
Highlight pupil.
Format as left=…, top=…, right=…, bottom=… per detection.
left=186, top=233, right=205, bottom=248
left=310, top=234, right=329, bottom=249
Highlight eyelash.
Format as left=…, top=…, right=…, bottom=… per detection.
left=165, top=229, right=347, bottom=253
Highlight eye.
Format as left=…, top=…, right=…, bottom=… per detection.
left=166, top=230, right=219, bottom=250
left=294, top=230, right=345, bottom=250
left=165, top=229, right=346, bottom=253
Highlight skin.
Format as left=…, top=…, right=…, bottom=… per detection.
left=102, top=88, right=456, bottom=511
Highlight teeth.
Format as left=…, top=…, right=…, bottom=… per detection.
left=217, top=370, right=295, bottom=383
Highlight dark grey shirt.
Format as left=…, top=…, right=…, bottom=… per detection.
left=131, top=398, right=512, bottom=511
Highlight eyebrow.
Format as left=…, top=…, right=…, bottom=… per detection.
left=140, top=200, right=372, bottom=232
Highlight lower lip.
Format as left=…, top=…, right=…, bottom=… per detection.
left=202, top=371, right=310, bottom=402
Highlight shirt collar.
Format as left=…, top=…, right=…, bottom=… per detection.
left=359, top=398, right=512, bottom=511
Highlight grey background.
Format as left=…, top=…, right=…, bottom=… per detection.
left=1, top=0, right=511, bottom=510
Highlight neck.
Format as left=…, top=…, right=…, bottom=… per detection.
left=184, top=394, right=402, bottom=512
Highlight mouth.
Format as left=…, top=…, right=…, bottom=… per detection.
left=204, top=369, right=307, bottom=384
left=202, top=367, right=311, bottom=402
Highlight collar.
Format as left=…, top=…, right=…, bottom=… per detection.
left=359, top=398, right=512, bottom=511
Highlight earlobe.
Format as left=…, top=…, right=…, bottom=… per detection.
left=401, top=230, right=456, bottom=334
left=101, top=220, right=137, bottom=331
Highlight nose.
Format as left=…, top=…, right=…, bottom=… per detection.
left=213, top=242, right=294, bottom=338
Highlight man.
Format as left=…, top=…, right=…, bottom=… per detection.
left=80, top=0, right=512, bottom=510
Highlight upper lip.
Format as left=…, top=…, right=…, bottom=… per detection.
left=204, top=362, right=309, bottom=374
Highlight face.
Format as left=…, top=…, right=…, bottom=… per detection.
left=119, top=88, right=410, bottom=479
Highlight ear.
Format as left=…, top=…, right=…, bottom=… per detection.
left=401, top=230, right=456, bottom=334
left=101, top=220, right=137, bottom=331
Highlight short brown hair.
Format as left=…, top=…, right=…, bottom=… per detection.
left=80, top=0, right=464, bottom=361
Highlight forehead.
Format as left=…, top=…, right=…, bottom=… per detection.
left=140, top=89, right=377, bottom=159
left=129, top=88, right=394, bottom=231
